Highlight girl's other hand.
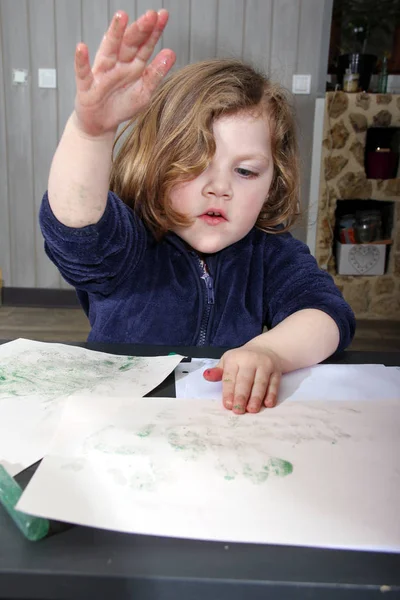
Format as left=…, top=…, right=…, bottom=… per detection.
left=203, top=347, right=282, bottom=414
left=73, top=9, right=176, bottom=137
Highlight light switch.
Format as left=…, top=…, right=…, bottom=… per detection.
left=292, top=74, right=311, bottom=94
left=38, top=68, right=57, bottom=89
left=12, top=69, right=28, bottom=85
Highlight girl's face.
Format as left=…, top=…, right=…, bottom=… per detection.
left=169, top=112, right=274, bottom=254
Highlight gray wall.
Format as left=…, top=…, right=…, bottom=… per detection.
left=0, top=0, right=332, bottom=290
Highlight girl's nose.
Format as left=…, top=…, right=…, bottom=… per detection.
left=202, top=167, right=232, bottom=199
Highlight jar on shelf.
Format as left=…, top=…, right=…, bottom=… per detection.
left=343, top=68, right=359, bottom=92
left=354, top=210, right=382, bottom=243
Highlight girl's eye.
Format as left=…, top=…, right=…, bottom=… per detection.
left=236, top=168, right=258, bottom=178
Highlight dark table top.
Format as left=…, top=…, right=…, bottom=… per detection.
left=1, top=342, right=400, bottom=600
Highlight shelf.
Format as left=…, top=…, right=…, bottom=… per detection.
left=359, top=239, right=393, bottom=245
left=336, top=239, right=393, bottom=245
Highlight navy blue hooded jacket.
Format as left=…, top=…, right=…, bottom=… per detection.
left=39, top=191, right=355, bottom=350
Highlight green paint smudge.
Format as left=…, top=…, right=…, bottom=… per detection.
left=136, top=424, right=155, bottom=438
left=0, top=352, right=145, bottom=401
left=243, top=463, right=269, bottom=484
left=268, top=457, right=293, bottom=477
left=167, top=429, right=207, bottom=458
left=242, top=457, right=293, bottom=484
left=119, top=357, right=135, bottom=371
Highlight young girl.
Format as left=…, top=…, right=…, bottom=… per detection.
left=39, top=9, right=355, bottom=415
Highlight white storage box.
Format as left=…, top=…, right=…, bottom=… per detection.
left=336, top=242, right=386, bottom=275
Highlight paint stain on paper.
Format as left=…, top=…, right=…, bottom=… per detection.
left=166, top=422, right=294, bottom=485
left=167, top=429, right=207, bottom=459
left=84, top=425, right=145, bottom=457
left=129, top=470, right=157, bottom=492
left=0, top=351, right=144, bottom=400
left=136, top=424, right=155, bottom=438
left=242, top=458, right=293, bottom=484
left=108, top=463, right=167, bottom=493
left=118, top=358, right=135, bottom=371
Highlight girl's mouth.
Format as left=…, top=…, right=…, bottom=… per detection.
left=199, top=210, right=227, bottom=225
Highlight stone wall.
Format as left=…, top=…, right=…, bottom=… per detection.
left=315, top=92, right=400, bottom=319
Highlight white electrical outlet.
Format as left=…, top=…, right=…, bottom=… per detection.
left=292, top=74, right=311, bottom=94
left=38, top=68, right=57, bottom=89
left=12, top=69, right=28, bottom=85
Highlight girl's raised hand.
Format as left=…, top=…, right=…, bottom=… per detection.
left=73, top=9, right=176, bottom=137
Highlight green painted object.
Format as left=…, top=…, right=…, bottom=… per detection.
left=0, top=465, right=49, bottom=541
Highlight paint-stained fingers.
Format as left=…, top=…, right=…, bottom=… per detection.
left=92, top=11, right=129, bottom=73
left=135, top=10, right=170, bottom=64
left=246, top=369, right=270, bottom=413
left=74, top=43, right=94, bottom=92
left=264, top=372, right=281, bottom=408
left=140, top=49, right=176, bottom=95
left=221, top=364, right=239, bottom=410
left=119, top=9, right=168, bottom=63
left=231, top=367, right=257, bottom=415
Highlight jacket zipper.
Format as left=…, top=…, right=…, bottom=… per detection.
left=196, top=258, right=215, bottom=346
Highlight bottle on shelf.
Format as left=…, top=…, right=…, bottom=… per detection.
left=338, top=214, right=356, bottom=243
left=377, top=56, right=388, bottom=93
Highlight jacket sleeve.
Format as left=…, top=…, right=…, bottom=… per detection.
left=39, top=191, right=147, bottom=295
left=263, top=232, right=356, bottom=353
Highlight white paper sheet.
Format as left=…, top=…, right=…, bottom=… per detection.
left=0, top=339, right=183, bottom=476
left=175, top=360, right=400, bottom=402
left=175, top=359, right=220, bottom=399
left=18, top=394, right=400, bottom=552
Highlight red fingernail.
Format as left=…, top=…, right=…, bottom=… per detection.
left=204, top=369, right=211, bottom=376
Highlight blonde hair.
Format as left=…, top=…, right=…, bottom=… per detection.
left=110, top=58, right=300, bottom=238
